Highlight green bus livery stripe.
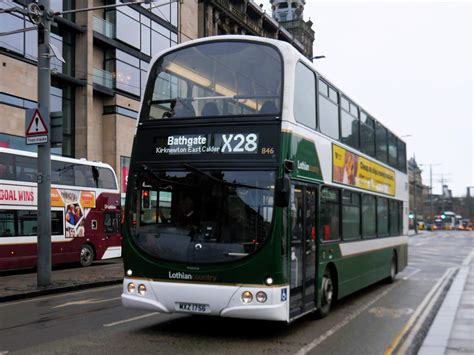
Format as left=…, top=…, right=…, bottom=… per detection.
left=339, top=236, right=408, bottom=257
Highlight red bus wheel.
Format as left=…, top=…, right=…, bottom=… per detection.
left=80, top=244, right=94, bottom=267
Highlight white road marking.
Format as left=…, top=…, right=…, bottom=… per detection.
left=53, top=297, right=121, bottom=309
left=295, top=269, right=420, bottom=355
left=462, top=249, right=474, bottom=266
left=0, top=284, right=122, bottom=308
left=103, top=312, right=160, bottom=327
left=295, top=284, right=396, bottom=355
left=414, top=242, right=426, bottom=247
left=402, top=268, right=420, bottom=280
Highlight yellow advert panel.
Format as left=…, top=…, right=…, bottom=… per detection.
left=333, top=144, right=395, bottom=196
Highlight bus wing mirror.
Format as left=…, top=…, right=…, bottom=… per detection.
left=275, top=175, right=291, bottom=207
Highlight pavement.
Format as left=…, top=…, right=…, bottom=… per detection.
left=418, top=251, right=474, bottom=355
left=0, top=239, right=472, bottom=355
left=0, top=259, right=123, bottom=302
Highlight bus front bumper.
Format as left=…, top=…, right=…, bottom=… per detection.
left=121, top=278, right=289, bottom=322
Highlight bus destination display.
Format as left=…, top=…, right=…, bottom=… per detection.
left=148, top=127, right=280, bottom=161
left=156, top=133, right=258, bottom=155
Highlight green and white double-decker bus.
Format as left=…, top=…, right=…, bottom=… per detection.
left=122, top=35, right=408, bottom=322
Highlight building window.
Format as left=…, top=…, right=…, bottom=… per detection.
left=0, top=7, right=74, bottom=76
left=115, top=7, right=141, bottom=49
left=294, top=62, right=316, bottom=129
left=106, top=50, right=142, bottom=97
left=50, top=84, right=75, bottom=157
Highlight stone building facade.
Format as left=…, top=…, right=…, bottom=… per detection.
left=196, top=0, right=312, bottom=58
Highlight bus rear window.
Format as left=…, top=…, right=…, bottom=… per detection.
left=142, top=41, right=282, bottom=120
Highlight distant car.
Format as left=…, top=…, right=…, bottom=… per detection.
left=425, top=221, right=435, bottom=231
left=461, top=219, right=473, bottom=231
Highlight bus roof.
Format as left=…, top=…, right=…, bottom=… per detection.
left=0, top=147, right=115, bottom=171
left=147, top=35, right=405, bottom=145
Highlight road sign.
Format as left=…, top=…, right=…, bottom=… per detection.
left=25, top=108, right=49, bottom=145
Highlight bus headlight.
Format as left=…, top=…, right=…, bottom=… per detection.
left=256, top=291, right=267, bottom=303
left=265, top=277, right=273, bottom=286
left=138, top=284, right=147, bottom=296
left=127, top=282, right=136, bottom=293
left=242, top=291, right=253, bottom=304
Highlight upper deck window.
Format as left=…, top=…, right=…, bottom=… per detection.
left=141, top=41, right=282, bottom=121
left=318, top=79, right=339, bottom=140
left=294, top=62, right=316, bottom=129
left=340, top=96, right=359, bottom=150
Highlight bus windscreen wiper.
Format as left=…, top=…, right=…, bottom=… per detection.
left=183, top=164, right=268, bottom=190
left=139, top=164, right=177, bottom=187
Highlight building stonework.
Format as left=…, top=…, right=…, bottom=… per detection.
left=196, top=0, right=313, bottom=58
left=270, top=0, right=314, bottom=58
left=0, top=55, right=37, bottom=100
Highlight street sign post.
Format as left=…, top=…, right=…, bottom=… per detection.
left=36, top=0, right=52, bottom=287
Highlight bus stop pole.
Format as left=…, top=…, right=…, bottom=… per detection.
left=37, top=0, right=52, bottom=286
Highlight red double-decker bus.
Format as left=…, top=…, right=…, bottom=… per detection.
left=0, top=147, right=122, bottom=271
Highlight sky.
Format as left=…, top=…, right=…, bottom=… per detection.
left=263, top=0, right=473, bottom=197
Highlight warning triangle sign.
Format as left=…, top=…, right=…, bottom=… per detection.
left=26, top=109, right=48, bottom=136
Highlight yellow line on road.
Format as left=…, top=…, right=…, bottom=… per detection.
left=383, top=268, right=455, bottom=355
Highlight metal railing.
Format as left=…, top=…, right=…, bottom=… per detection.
left=93, top=16, right=114, bottom=38
left=93, top=68, right=114, bottom=89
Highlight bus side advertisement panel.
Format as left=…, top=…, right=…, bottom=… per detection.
left=332, top=144, right=395, bottom=196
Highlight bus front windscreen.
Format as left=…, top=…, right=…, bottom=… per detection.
left=129, top=168, right=275, bottom=264
left=129, top=166, right=275, bottom=264
left=141, top=41, right=282, bottom=121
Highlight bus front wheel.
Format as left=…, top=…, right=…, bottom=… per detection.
left=80, top=244, right=95, bottom=267
left=315, top=268, right=334, bottom=319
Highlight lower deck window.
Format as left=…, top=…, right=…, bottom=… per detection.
left=342, top=191, right=360, bottom=240
left=320, top=187, right=340, bottom=241
left=0, top=210, right=64, bottom=237
left=377, top=198, right=389, bottom=237
left=362, top=195, right=376, bottom=237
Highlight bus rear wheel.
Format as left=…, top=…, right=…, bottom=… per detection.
left=315, top=268, right=334, bottom=319
left=386, top=255, right=397, bottom=284
left=80, top=244, right=94, bottom=267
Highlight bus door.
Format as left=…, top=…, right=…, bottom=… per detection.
left=289, top=184, right=317, bottom=318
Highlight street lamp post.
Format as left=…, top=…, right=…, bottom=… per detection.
left=467, top=187, right=474, bottom=221
left=35, top=0, right=52, bottom=287
left=419, top=163, right=441, bottom=221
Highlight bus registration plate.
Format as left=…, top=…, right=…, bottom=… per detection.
left=176, top=302, right=209, bottom=313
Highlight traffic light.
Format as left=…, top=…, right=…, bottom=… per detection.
left=441, top=213, right=446, bottom=220
left=142, top=190, right=150, bottom=208
left=409, top=212, right=414, bottom=219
